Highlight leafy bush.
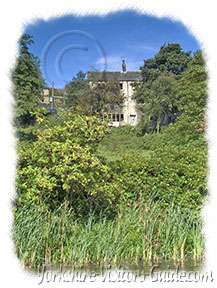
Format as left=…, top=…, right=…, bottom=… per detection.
left=96, top=125, right=146, bottom=162
left=141, top=112, right=207, bottom=151
left=15, top=113, right=120, bottom=217
left=110, top=142, right=207, bottom=213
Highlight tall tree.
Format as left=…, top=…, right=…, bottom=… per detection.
left=135, top=72, right=178, bottom=133
left=87, top=78, right=125, bottom=116
left=134, top=43, right=191, bottom=133
left=65, top=75, right=125, bottom=117
left=12, top=34, right=45, bottom=126
left=176, top=50, right=207, bottom=132
left=64, top=71, right=88, bottom=108
left=141, top=43, right=191, bottom=82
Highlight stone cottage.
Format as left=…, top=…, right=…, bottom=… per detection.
left=87, top=60, right=143, bottom=127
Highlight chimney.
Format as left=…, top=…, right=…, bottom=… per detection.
left=122, top=59, right=127, bottom=73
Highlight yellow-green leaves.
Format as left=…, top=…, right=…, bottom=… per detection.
left=16, top=113, right=117, bottom=216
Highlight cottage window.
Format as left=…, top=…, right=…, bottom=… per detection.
left=130, top=114, right=136, bottom=124
left=119, top=83, right=123, bottom=89
left=110, top=113, right=124, bottom=122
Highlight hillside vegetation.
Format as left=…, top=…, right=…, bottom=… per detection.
left=12, top=37, right=208, bottom=269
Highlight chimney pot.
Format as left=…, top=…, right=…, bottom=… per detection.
left=122, top=59, right=127, bottom=73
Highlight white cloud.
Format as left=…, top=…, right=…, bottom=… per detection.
left=94, top=55, right=121, bottom=70
left=94, top=55, right=143, bottom=71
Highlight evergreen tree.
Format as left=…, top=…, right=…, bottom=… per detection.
left=12, top=34, right=45, bottom=126
left=176, top=50, right=207, bottom=132
left=141, top=43, right=191, bottom=82
left=64, top=71, right=88, bottom=108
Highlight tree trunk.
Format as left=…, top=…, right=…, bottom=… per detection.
left=156, top=121, right=161, bottom=134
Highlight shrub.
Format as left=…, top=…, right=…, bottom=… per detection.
left=110, top=142, right=207, bottom=213
left=15, top=113, right=120, bottom=217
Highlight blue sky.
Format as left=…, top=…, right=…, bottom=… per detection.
left=24, top=10, right=201, bottom=88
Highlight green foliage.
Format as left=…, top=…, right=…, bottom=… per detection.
left=134, top=72, right=178, bottom=133
left=134, top=43, right=193, bottom=133
left=141, top=43, right=191, bottom=80
left=130, top=50, right=208, bottom=212
left=96, top=126, right=150, bottom=162
left=138, top=50, right=207, bottom=148
left=13, top=40, right=208, bottom=270
left=110, top=142, right=207, bottom=212
left=15, top=112, right=119, bottom=217
left=141, top=120, right=207, bottom=150
left=135, top=47, right=206, bottom=136
left=65, top=71, right=88, bottom=107
left=176, top=50, right=207, bottom=131
left=12, top=200, right=204, bottom=268
left=84, top=79, right=125, bottom=116
left=12, top=34, right=45, bottom=126
left=65, top=75, right=124, bottom=117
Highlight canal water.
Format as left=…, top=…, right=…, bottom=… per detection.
left=33, top=259, right=203, bottom=274
left=75, top=259, right=203, bottom=273
left=31, top=259, right=211, bottom=284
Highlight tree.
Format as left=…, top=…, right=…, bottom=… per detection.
left=65, top=75, right=125, bottom=117
left=176, top=50, right=207, bottom=131
left=87, top=78, right=125, bottom=116
left=133, top=43, right=192, bottom=133
left=139, top=49, right=208, bottom=145
left=64, top=71, right=88, bottom=107
left=134, top=72, right=178, bottom=133
left=141, top=43, right=191, bottom=82
left=12, top=34, right=45, bottom=126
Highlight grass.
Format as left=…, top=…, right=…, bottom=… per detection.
left=96, top=125, right=152, bottom=162
left=12, top=199, right=204, bottom=269
left=13, top=125, right=205, bottom=270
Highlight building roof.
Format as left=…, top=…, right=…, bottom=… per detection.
left=42, top=87, right=65, bottom=96
left=88, top=71, right=143, bottom=81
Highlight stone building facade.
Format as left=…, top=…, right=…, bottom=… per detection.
left=41, top=87, right=65, bottom=107
left=40, top=61, right=143, bottom=125
left=87, top=60, right=143, bottom=127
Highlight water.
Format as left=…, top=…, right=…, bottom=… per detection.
left=33, top=259, right=203, bottom=274
left=76, top=259, right=203, bottom=274
left=31, top=259, right=210, bottom=284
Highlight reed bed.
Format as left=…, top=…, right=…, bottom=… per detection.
left=12, top=200, right=204, bottom=269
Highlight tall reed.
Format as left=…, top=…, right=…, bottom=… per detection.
left=12, top=200, right=204, bottom=269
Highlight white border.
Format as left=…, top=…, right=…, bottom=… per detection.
left=1, top=1, right=216, bottom=287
